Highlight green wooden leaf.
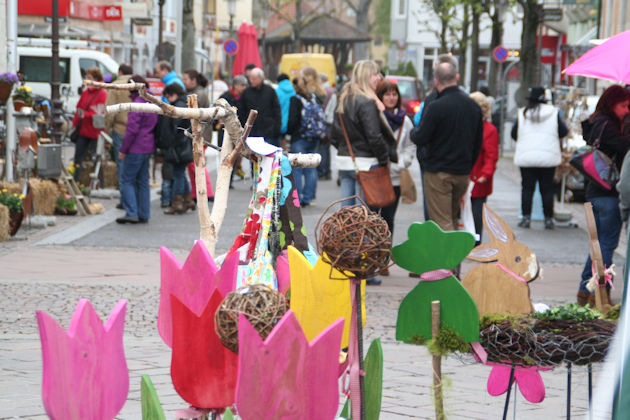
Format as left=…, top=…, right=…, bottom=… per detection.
left=141, top=375, right=166, bottom=420
left=392, top=221, right=475, bottom=273
left=396, top=277, right=480, bottom=343
left=338, top=338, right=383, bottom=420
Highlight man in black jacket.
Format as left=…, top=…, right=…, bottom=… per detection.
left=239, top=68, right=282, bottom=146
left=410, top=61, right=483, bottom=231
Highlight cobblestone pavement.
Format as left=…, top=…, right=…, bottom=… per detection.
left=0, top=156, right=620, bottom=419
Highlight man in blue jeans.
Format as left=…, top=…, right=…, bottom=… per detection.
left=104, top=63, right=133, bottom=207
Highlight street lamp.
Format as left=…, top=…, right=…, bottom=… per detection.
left=157, top=0, right=166, bottom=61
left=226, top=0, right=236, bottom=82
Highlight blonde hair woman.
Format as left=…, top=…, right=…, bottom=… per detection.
left=302, top=66, right=326, bottom=103
left=468, top=91, right=499, bottom=245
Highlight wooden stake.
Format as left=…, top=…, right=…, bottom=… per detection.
left=584, top=203, right=611, bottom=312
left=431, top=300, right=444, bottom=420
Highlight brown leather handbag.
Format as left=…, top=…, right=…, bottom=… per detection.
left=339, top=113, right=396, bottom=208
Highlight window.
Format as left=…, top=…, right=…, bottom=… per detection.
left=20, top=56, right=70, bottom=83
left=79, top=58, right=114, bottom=80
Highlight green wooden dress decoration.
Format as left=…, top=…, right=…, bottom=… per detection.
left=340, top=338, right=383, bottom=420
left=141, top=375, right=166, bottom=420
left=393, top=222, right=480, bottom=343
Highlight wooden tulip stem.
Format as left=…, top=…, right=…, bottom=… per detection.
left=432, top=300, right=444, bottom=420
left=584, top=203, right=611, bottom=312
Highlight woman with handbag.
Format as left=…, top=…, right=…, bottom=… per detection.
left=469, top=91, right=499, bottom=245
left=116, top=75, right=158, bottom=224
left=330, top=60, right=398, bottom=209
left=511, top=86, right=568, bottom=230
left=157, top=83, right=195, bottom=215
left=72, top=67, right=107, bottom=181
left=375, top=79, right=415, bottom=237
left=577, top=85, right=630, bottom=306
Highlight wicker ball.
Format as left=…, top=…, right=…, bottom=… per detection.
left=316, top=203, right=391, bottom=278
left=214, top=284, right=289, bottom=353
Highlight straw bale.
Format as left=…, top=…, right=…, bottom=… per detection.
left=29, top=179, right=61, bottom=215
left=88, top=203, right=105, bottom=214
left=0, top=204, right=9, bottom=241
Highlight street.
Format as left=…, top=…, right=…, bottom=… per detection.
left=0, top=152, right=623, bottom=419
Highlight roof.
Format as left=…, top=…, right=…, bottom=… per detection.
left=265, top=14, right=371, bottom=43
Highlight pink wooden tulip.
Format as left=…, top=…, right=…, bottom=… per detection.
left=36, top=299, right=129, bottom=420
left=159, top=241, right=238, bottom=347
left=170, top=290, right=238, bottom=409
left=236, top=310, right=343, bottom=420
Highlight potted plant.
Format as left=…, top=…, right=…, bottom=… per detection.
left=55, top=194, right=77, bottom=216
left=0, top=188, right=25, bottom=236
left=0, top=72, right=18, bottom=105
left=12, top=85, right=33, bottom=111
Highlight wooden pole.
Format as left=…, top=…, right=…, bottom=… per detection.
left=431, top=300, right=444, bottom=420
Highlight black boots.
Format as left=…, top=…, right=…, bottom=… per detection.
left=518, top=216, right=531, bottom=228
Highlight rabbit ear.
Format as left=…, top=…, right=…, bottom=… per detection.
left=483, top=205, right=514, bottom=244
left=467, top=244, right=499, bottom=262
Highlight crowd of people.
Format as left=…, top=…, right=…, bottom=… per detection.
left=71, top=55, right=630, bottom=300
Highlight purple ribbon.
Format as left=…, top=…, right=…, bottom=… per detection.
left=420, top=269, right=453, bottom=281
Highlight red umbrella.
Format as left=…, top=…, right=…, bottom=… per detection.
left=232, top=22, right=262, bottom=77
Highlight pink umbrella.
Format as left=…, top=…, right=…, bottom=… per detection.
left=563, top=30, right=630, bottom=84
left=233, top=22, right=262, bottom=77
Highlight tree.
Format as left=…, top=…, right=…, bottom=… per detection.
left=343, top=0, right=373, bottom=60
left=257, top=0, right=328, bottom=52
left=181, top=0, right=196, bottom=72
left=484, top=0, right=508, bottom=97
left=515, top=0, right=541, bottom=103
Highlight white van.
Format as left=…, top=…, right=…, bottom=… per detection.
left=17, top=45, right=118, bottom=111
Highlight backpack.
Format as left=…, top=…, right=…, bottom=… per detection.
left=298, top=94, right=327, bottom=141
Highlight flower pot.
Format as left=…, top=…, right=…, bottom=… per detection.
left=55, top=208, right=77, bottom=216
left=13, top=100, right=26, bottom=112
left=0, top=81, right=13, bottom=105
left=8, top=210, right=23, bottom=236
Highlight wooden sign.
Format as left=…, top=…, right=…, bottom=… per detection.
left=171, top=290, right=238, bottom=409
left=36, top=299, right=129, bottom=420
left=393, top=222, right=480, bottom=343
left=236, top=311, right=343, bottom=420
left=463, top=205, right=538, bottom=316
left=159, top=242, right=238, bottom=347
left=141, top=375, right=166, bottom=420
left=288, top=245, right=365, bottom=349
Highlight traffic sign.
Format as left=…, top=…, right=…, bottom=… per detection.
left=492, top=46, right=509, bottom=63
left=543, top=8, right=563, bottom=22
left=223, top=39, right=239, bottom=56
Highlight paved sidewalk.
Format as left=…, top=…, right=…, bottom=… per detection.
left=0, top=155, right=620, bottom=419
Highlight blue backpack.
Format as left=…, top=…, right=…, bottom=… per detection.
left=298, top=94, right=327, bottom=141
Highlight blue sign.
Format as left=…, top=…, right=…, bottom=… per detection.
left=493, top=46, right=509, bottom=63
left=224, top=39, right=239, bottom=56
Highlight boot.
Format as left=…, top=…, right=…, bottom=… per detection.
left=183, top=193, right=196, bottom=211
left=518, top=216, right=531, bottom=228
left=544, top=217, right=555, bottom=230
left=164, top=195, right=185, bottom=215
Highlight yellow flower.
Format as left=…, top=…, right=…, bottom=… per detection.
left=19, top=194, right=25, bottom=200
left=24, top=86, right=32, bottom=92
left=2, top=188, right=7, bottom=193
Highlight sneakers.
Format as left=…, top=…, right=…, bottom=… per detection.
left=545, top=217, right=555, bottom=230
left=518, top=216, right=531, bottom=228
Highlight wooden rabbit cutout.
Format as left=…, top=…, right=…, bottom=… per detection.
left=462, top=205, right=540, bottom=316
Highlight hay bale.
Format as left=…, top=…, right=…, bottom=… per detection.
left=103, top=160, right=118, bottom=188
left=79, top=160, right=95, bottom=187
left=0, top=182, right=21, bottom=195
left=29, top=179, right=60, bottom=215
left=0, top=203, right=9, bottom=241
left=88, top=203, right=105, bottom=214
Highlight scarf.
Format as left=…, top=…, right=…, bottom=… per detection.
left=384, top=108, right=406, bottom=132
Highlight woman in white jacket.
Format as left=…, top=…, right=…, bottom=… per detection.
left=376, top=80, right=416, bottom=237
left=511, top=86, right=568, bottom=229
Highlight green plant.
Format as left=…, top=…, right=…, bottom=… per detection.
left=56, top=195, right=76, bottom=212
left=0, top=189, right=24, bottom=213
left=426, top=326, right=469, bottom=356
left=12, top=85, right=33, bottom=102
left=534, top=303, right=601, bottom=322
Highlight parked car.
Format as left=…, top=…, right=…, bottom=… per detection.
left=18, top=45, right=118, bottom=112
left=384, top=75, right=424, bottom=118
